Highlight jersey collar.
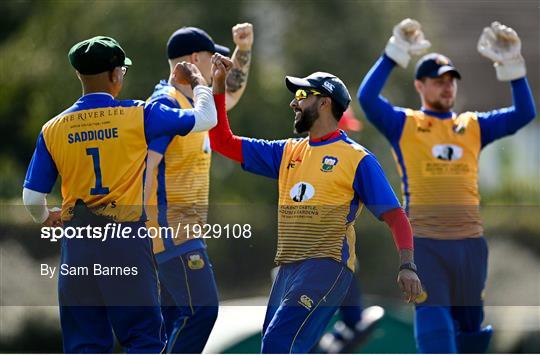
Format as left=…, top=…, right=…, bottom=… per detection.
left=309, top=129, right=346, bottom=146
left=78, top=92, right=114, bottom=102
left=421, top=107, right=455, bottom=119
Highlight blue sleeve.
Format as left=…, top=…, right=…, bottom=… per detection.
left=143, top=102, right=195, bottom=142
left=478, top=77, right=536, bottom=148
left=353, top=154, right=401, bottom=219
left=149, top=94, right=180, bottom=109
left=241, top=138, right=287, bottom=179
left=148, top=136, right=173, bottom=154
left=23, top=132, right=58, bottom=193
left=357, top=54, right=407, bottom=143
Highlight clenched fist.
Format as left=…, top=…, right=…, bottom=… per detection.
left=172, top=61, right=207, bottom=89
left=232, top=23, right=254, bottom=51
left=42, top=207, right=62, bottom=228
left=211, top=53, right=233, bottom=94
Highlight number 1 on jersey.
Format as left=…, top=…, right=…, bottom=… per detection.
left=86, top=147, right=110, bottom=195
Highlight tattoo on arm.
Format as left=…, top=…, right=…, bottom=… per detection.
left=226, top=49, right=251, bottom=93
left=235, top=49, right=251, bottom=67
left=226, top=69, right=247, bottom=92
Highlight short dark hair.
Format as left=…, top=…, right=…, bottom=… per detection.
left=315, top=96, right=345, bottom=121
left=331, top=100, right=345, bottom=121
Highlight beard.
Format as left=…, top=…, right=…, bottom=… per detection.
left=294, top=104, right=319, bottom=134
left=426, top=97, right=455, bottom=112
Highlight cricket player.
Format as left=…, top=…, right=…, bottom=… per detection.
left=22, top=36, right=218, bottom=353
left=143, top=24, right=253, bottom=353
left=358, top=19, right=536, bottom=353
left=209, top=54, right=422, bottom=353
left=318, top=114, right=385, bottom=354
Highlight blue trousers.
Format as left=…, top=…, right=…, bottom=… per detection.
left=158, top=247, right=219, bottom=353
left=338, top=274, right=364, bottom=328
left=262, top=258, right=353, bottom=353
left=59, top=222, right=165, bottom=353
left=414, top=237, right=490, bottom=353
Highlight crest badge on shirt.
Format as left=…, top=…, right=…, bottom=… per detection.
left=453, top=122, right=467, bottom=134
left=321, top=156, right=338, bottom=172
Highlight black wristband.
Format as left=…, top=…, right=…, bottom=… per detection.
left=399, top=262, right=417, bottom=273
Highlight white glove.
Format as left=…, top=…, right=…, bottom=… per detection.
left=385, top=18, right=431, bottom=68
left=477, top=21, right=526, bottom=81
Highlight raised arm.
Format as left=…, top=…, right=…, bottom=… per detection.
left=210, top=54, right=286, bottom=179
left=144, top=62, right=217, bottom=141
left=358, top=19, right=430, bottom=143
left=477, top=78, right=536, bottom=147
left=225, top=23, right=253, bottom=111
left=476, top=22, right=536, bottom=147
left=358, top=55, right=406, bottom=142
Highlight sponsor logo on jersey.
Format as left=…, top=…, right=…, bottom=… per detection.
left=432, top=144, right=463, bottom=161
left=187, top=252, right=205, bottom=270
left=298, top=294, right=314, bottom=310
left=417, top=120, right=433, bottom=133
left=321, top=156, right=338, bottom=172
left=287, top=157, right=303, bottom=169
left=290, top=182, right=315, bottom=202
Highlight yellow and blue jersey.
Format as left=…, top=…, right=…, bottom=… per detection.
left=24, top=92, right=197, bottom=222
left=358, top=54, right=536, bottom=239
left=394, top=109, right=483, bottom=238
left=146, top=81, right=211, bottom=260
left=241, top=131, right=400, bottom=271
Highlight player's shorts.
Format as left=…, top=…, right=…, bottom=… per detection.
left=58, top=221, right=164, bottom=353
left=262, top=257, right=353, bottom=354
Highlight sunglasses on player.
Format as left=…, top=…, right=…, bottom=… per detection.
left=294, top=89, right=322, bottom=101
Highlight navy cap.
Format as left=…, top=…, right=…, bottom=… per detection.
left=68, top=36, right=132, bottom=75
left=167, top=27, right=230, bottom=59
left=415, top=53, right=461, bottom=80
left=285, top=72, right=351, bottom=111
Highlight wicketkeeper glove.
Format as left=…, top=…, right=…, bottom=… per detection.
left=385, top=18, right=431, bottom=68
left=477, top=21, right=526, bottom=81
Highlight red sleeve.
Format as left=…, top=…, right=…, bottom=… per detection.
left=381, top=207, right=414, bottom=251
left=209, top=94, right=243, bottom=163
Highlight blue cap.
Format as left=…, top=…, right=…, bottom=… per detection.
left=415, top=53, right=461, bottom=80
left=285, top=72, right=351, bottom=111
left=167, top=27, right=230, bottom=59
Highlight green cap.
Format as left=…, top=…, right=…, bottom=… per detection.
left=68, top=36, right=132, bottom=75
